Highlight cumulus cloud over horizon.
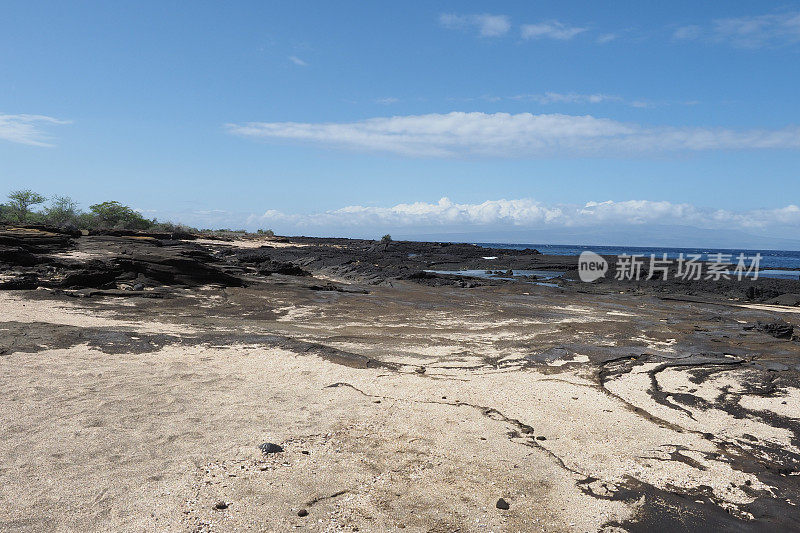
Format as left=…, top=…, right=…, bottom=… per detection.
left=0, top=114, right=70, bottom=147
left=244, top=197, right=800, bottom=236
left=226, top=112, right=800, bottom=158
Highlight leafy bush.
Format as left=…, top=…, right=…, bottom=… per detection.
left=42, top=196, right=81, bottom=227
left=0, top=204, right=13, bottom=224
left=88, top=201, right=153, bottom=230
left=7, top=189, right=46, bottom=223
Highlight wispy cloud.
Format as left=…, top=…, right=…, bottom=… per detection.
left=375, top=97, right=400, bottom=105
left=450, top=92, right=697, bottom=108
left=247, top=197, right=800, bottom=236
left=521, top=21, right=587, bottom=40
left=439, top=13, right=511, bottom=37
left=0, top=114, right=70, bottom=147
left=226, top=111, right=800, bottom=158
left=596, top=33, right=618, bottom=44
left=674, top=11, right=800, bottom=48
left=510, top=92, right=622, bottom=104
left=288, top=55, right=308, bottom=66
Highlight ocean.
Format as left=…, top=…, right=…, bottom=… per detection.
left=474, top=243, right=800, bottom=271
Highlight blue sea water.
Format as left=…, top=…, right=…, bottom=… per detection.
left=474, top=243, right=800, bottom=271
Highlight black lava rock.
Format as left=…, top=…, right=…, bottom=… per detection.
left=496, top=498, right=510, bottom=510
left=756, top=320, right=794, bottom=339
left=213, top=500, right=228, bottom=510
left=297, top=509, right=309, bottom=517
left=259, top=442, right=284, bottom=454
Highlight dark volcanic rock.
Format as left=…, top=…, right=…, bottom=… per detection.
left=0, top=229, right=244, bottom=292
left=0, top=273, right=39, bottom=290
left=0, top=227, right=74, bottom=254
left=496, top=498, right=510, bottom=510
left=115, top=252, right=243, bottom=287
left=257, top=260, right=309, bottom=277
left=0, top=245, right=38, bottom=266
left=60, top=265, right=122, bottom=289
left=400, top=271, right=481, bottom=288
left=307, top=283, right=369, bottom=294
left=756, top=320, right=794, bottom=339
left=259, top=442, right=284, bottom=454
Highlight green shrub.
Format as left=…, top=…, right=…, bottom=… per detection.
left=7, top=189, right=46, bottom=223
left=42, top=196, right=81, bottom=227
left=0, top=203, right=12, bottom=224
left=88, top=201, right=153, bottom=230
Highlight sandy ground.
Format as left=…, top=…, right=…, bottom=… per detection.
left=1, top=275, right=799, bottom=532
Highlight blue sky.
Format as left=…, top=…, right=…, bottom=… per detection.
left=1, top=1, right=799, bottom=245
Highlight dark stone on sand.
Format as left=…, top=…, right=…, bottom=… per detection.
left=536, top=436, right=547, bottom=441
left=297, top=509, right=309, bottom=517
left=496, top=498, right=510, bottom=510
left=259, top=442, right=284, bottom=454
left=213, top=500, right=228, bottom=510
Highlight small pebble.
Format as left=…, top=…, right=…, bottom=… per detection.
left=297, top=509, right=308, bottom=517
left=259, top=442, right=284, bottom=454
left=213, top=500, right=228, bottom=510
left=496, top=498, right=510, bottom=510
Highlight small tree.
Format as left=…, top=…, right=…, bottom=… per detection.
left=7, top=189, right=46, bottom=222
left=43, top=195, right=80, bottom=227
left=381, top=234, right=392, bottom=250
left=0, top=204, right=13, bottom=224
left=89, top=201, right=152, bottom=230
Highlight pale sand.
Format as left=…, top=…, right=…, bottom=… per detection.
left=0, top=288, right=796, bottom=531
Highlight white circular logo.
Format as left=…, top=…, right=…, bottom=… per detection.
left=578, top=251, right=608, bottom=282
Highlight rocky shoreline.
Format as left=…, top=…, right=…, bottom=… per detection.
left=1, top=226, right=799, bottom=531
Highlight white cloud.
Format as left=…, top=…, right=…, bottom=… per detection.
left=521, top=21, right=587, bottom=40
left=510, top=92, right=622, bottom=104
left=674, top=12, right=800, bottom=48
left=0, top=114, right=70, bottom=147
left=247, top=197, right=800, bottom=237
left=225, top=111, right=800, bottom=158
left=673, top=25, right=702, bottom=41
left=288, top=55, right=308, bottom=66
left=453, top=92, right=692, bottom=108
left=596, top=33, right=618, bottom=44
left=439, top=13, right=511, bottom=37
